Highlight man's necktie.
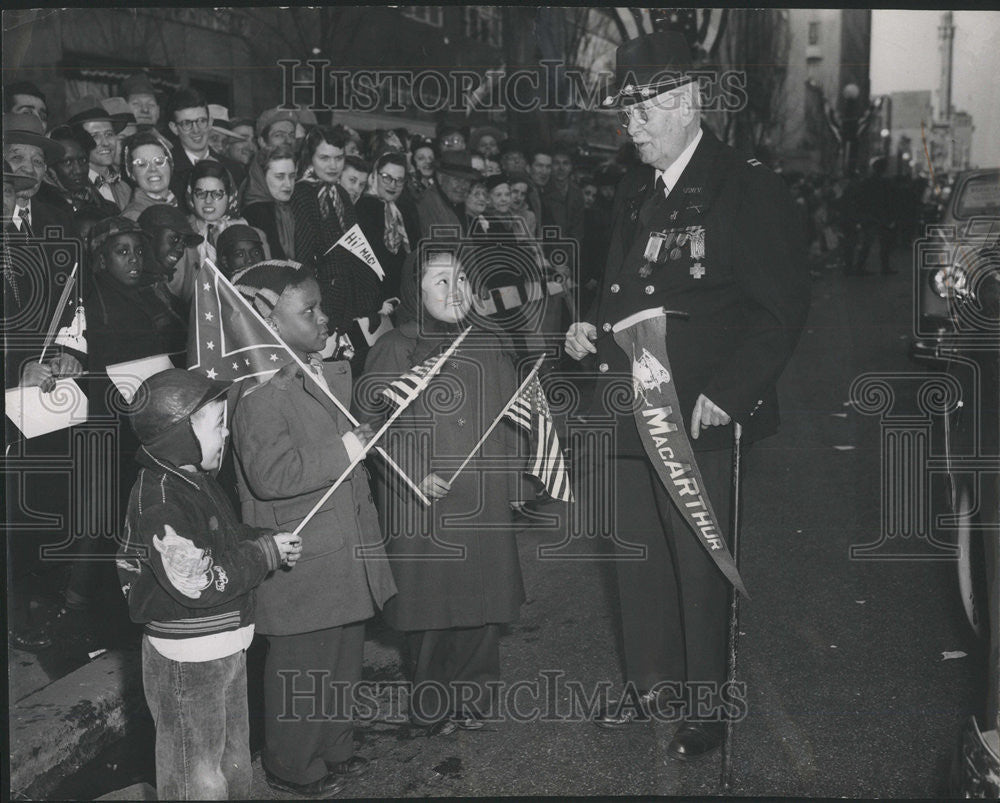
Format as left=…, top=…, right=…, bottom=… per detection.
left=15, top=207, right=33, bottom=237
left=655, top=175, right=667, bottom=198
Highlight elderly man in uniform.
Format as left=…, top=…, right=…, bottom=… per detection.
left=564, top=31, right=809, bottom=760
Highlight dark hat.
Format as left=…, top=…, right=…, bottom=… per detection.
left=232, top=259, right=307, bottom=317
left=3, top=112, right=64, bottom=162
left=485, top=173, right=510, bottom=191
left=129, top=368, right=231, bottom=467
left=120, top=72, right=158, bottom=100
left=88, top=216, right=148, bottom=256
left=137, top=204, right=203, bottom=245
left=216, top=224, right=262, bottom=256
left=64, top=95, right=128, bottom=133
left=602, top=31, right=696, bottom=108
left=435, top=150, right=481, bottom=181
left=3, top=159, right=38, bottom=192
left=46, top=123, right=96, bottom=154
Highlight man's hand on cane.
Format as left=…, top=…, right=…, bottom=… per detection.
left=691, top=394, right=731, bottom=440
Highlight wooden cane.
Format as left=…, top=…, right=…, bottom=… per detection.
left=720, top=421, right=743, bottom=792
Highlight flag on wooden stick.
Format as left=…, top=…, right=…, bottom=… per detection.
left=503, top=375, right=574, bottom=502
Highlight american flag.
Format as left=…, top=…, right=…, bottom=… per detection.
left=503, top=374, right=574, bottom=503
left=381, top=353, right=440, bottom=408
left=187, top=261, right=289, bottom=383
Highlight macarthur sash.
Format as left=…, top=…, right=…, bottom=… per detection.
left=612, top=307, right=748, bottom=598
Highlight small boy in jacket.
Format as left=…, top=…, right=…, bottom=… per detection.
left=116, top=369, right=301, bottom=800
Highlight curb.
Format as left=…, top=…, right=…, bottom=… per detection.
left=11, top=631, right=404, bottom=799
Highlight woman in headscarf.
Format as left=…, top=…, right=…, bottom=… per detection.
left=120, top=130, right=178, bottom=221
left=186, top=159, right=250, bottom=266
left=360, top=246, right=524, bottom=735
left=242, top=144, right=297, bottom=261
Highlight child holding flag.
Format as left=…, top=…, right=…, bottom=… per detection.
left=361, top=247, right=525, bottom=734
left=228, top=260, right=396, bottom=797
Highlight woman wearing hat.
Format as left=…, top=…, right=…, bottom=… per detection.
left=120, top=131, right=178, bottom=221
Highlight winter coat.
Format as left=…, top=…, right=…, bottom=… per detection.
left=232, top=359, right=397, bottom=635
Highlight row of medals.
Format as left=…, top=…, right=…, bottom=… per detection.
left=640, top=225, right=706, bottom=279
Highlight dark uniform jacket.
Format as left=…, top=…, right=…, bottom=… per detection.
left=586, top=127, right=810, bottom=453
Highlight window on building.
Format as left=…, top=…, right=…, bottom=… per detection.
left=400, top=6, right=443, bottom=27
left=808, top=22, right=820, bottom=46
left=465, top=6, right=502, bottom=48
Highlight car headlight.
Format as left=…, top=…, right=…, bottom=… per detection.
left=931, top=263, right=969, bottom=299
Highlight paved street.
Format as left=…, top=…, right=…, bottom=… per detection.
left=61, top=247, right=985, bottom=799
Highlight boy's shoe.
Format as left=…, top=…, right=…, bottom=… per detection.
left=263, top=767, right=345, bottom=798
left=327, top=755, right=370, bottom=777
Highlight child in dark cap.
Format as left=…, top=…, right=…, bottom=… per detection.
left=117, top=368, right=302, bottom=800
left=215, top=223, right=265, bottom=278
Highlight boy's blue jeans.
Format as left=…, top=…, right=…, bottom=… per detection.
left=141, top=636, right=251, bottom=800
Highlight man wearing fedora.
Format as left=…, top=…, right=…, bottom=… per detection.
left=564, top=31, right=809, bottom=759
left=65, top=96, right=132, bottom=211
left=3, top=112, right=77, bottom=238
left=414, top=149, right=481, bottom=238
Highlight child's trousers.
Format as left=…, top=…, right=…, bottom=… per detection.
left=141, top=636, right=252, bottom=800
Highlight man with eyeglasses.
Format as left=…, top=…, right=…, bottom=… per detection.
left=564, top=31, right=809, bottom=759
left=165, top=87, right=245, bottom=208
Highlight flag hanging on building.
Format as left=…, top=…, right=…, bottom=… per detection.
left=503, top=374, right=574, bottom=503
left=187, top=261, right=290, bottom=383
left=381, top=352, right=442, bottom=408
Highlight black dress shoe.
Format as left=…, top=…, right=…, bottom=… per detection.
left=667, top=721, right=724, bottom=761
left=264, top=767, right=345, bottom=798
left=327, top=755, right=370, bottom=777
left=594, top=689, right=668, bottom=729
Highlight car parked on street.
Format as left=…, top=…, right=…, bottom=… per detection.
left=911, top=167, right=999, bottom=794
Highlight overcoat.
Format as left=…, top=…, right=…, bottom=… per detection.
left=231, top=359, right=397, bottom=635
left=586, top=127, right=810, bottom=453
left=362, top=323, right=525, bottom=631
